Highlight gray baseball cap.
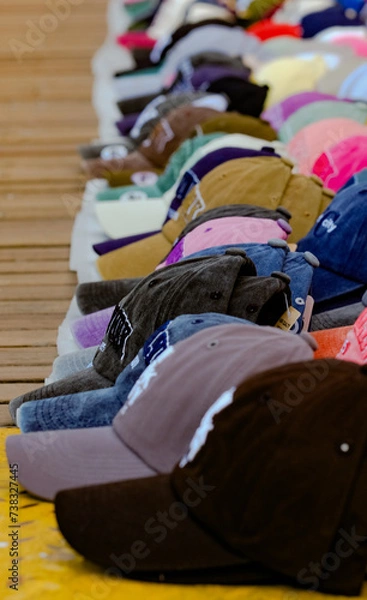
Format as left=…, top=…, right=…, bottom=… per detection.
left=9, top=250, right=292, bottom=420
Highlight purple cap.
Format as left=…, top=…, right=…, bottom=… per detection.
left=71, top=307, right=115, bottom=349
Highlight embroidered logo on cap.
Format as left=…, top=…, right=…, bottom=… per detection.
left=105, top=306, right=133, bottom=361
left=321, top=217, right=337, bottom=233
left=119, top=345, right=175, bottom=415
left=176, top=169, right=199, bottom=201
left=314, top=211, right=340, bottom=236
left=143, top=320, right=171, bottom=365
left=154, top=118, right=175, bottom=154
left=185, top=183, right=206, bottom=222
left=179, top=387, right=235, bottom=467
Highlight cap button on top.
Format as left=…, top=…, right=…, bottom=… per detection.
left=278, top=218, right=292, bottom=234
left=268, top=238, right=288, bottom=249
left=338, top=441, right=354, bottom=455
left=304, top=251, right=320, bottom=268
left=281, top=157, right=295, bottom=169
left=271, top=271, right=291, bottom=284
left=310, top=174, right=324, bottom=187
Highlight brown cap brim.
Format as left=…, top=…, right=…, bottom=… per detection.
left=55, top=474, right=252, bottom=577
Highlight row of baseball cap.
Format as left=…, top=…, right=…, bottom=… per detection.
left=89, top=0, right=367, bottom=140
left=6, top=0, right=367, bottom=594
left=74, top=1, right=367, bottom=291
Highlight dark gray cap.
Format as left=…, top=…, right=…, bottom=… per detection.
left=9, top=249, right=291, bottom=420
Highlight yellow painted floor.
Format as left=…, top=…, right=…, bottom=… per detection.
left=0, top=1, right=366, bottom=598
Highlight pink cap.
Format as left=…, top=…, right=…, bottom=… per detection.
left=157, top=216, right=291, bottom=269
left=287, top=118, right=367, bottom=175
left=312, top=135, right=367, bottom=191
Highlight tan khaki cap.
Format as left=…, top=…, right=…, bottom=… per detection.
left=97, top=156, right=333, bottom=280
left=163, top=156, right=334, bottom=244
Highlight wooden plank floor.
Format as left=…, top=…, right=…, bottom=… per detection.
left=0, top=0, right=108, bottom=426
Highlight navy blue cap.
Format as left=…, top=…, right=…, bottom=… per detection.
left=185, top=242, right=318, bottom=332
left=301, top=5, right=363, bottom=38
left=297, top=182, right=367, bottom=303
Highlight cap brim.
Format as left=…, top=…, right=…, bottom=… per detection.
left=96, top=232, right=172, bottom=280
left=95, top=199, right=168, bottom=239
left=76, top=278, right=143, bottom=315
left=55, top=474, right=254, bottom=577
left=46, top=346, right=98, bottom=384
left=93, top=231, right=160, bottom=257
left=96, top=183, right=162, bottom=202
left=311, top=326, right=352, bottom=359
left=311, top=266, right=365, bottom=304
left=71, top=307, right=114, bottom=349
left=8, top=366, right=112, bottom=423
left=6, top=427, right=156, bottom=501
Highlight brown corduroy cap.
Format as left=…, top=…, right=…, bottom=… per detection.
left=55, top=359, right=367, bottom=594
left=83, top=105, right=220, bottom=180
left=138, top=105, right=220, bottom=169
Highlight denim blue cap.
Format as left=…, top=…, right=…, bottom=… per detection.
left=184, top=241, right=289, bottom=276
left=282, top=251, right=319, bottom=333
left=185, top=243, right=319, bottom=332
left=297, top=182, right=367, bottom=304
left=17, top=313, right=255, bottom=433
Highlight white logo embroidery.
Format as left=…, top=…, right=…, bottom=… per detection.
left=154, top=118, right=175, bottom=154
left=119, top=345, right=175, bottom=415
left=184, top=183, right=206, bottom=222
left=179, top=387, right=235, bottom=468
left=321, top=217, right=337, bottom=233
